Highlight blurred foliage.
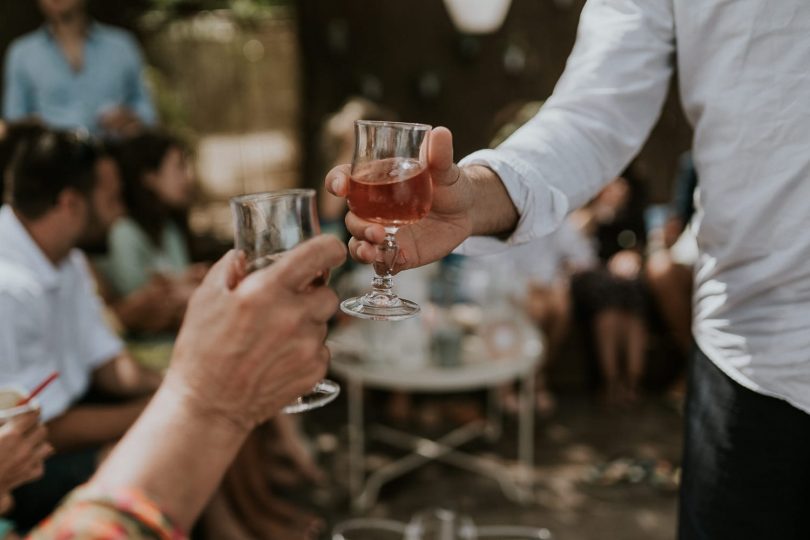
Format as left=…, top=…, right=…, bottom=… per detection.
left=141, top=0, right=294, bottom=33
left=143, top=66, right=199, bottom=148
left=146, top=0, right=292, bottom=22
left=141, top=0, right=294, bottom=138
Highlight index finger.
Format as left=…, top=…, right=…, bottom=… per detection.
left=244, top=235, right=347, bottom=292
left=201, top=249, right=245, bottom=291
left=325, top=164, right=351, bottom=198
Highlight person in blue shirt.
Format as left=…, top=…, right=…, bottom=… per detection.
left=2, top=0, right=157, bottom=137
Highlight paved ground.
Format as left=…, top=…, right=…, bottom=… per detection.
left=305, top=391, right=683, bottom=540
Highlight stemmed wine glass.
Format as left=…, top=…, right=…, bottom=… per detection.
left=340, top=120, right=433, bottom=321
left=230, top=189, right=340, bottom=414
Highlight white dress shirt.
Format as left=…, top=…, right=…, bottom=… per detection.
left=0, top=206, right=123, bottom=421
left=459, top=0, right=810, bottom=413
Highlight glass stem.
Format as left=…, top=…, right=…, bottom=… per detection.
left=371, top=228, right=399, bottom=297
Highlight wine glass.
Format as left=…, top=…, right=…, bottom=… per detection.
left=230, top=189, right=340, bottom=414
left=340, top=120, right=433, bottom=321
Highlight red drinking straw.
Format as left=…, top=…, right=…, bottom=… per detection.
left=16, top=371, right=59, bottom=407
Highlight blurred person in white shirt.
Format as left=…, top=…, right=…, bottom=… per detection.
left=0, top=129, right=160, bottom=529
left=466, top=219, right=595, bottom=415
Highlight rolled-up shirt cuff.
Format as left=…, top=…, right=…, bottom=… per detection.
left=455, top=149, right=551, bottom=256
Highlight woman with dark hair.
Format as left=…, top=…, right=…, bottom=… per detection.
left=93, top=131, right=205, bottom=336
left=94, top=132, right=326, bottom=538
left=99, top=131, right=201, bottom=296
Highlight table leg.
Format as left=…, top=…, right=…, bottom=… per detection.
left=347, top=377, right=364, bottom=507
left=517, top=365, right=535, bottom=499
left=486, top=387, right=502, bottom=441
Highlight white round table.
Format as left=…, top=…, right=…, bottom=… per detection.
left=329, top=317, right=543, bottom=511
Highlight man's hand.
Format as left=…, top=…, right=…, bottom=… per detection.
left=0, top=411, right=53, bottom=507
left=97, top=106, right=143, bottom=137
left=327, top=127, right=508, bottom=273
left=165, top=236, right=347, bottom=431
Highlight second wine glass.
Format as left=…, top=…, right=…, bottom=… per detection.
left=340, top=120, right=433, bottom=321
left=231, top=189, right=340, bottom=413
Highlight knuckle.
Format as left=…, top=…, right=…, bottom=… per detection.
left=5, top=429, right=22, bottom=445
left=298, top=338, right=322, bottom=363
left=278, top=312, right=302, bottom=337
left=314, top=322, right=329, bottom=343
left=28, top=463, right=45, bottom=481
left=234, top=288, right=255, bottom=310
left=323, top=288, right=339, bottom=311
left=320, top=345, right=331, bottom=365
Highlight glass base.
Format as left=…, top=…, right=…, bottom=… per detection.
left=340, top=294, right=421, bottom=321
left=282, top=379, right=340, bottom=414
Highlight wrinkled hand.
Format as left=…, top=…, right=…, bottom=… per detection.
left=0, top=411, right=53, bottom=510
left=325, top=126, right=475, bottom=273
left=164, top=236, right=346, bottom=431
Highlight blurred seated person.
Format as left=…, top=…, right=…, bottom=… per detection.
left=0, top=411, right=52, bottom=540
left=0, top=129, right=161, bottom=529
left=2, top=0, right=156, bottom=137
left=95, top=132, right=326, bottom=537
left=645, top=151, right=698, bottom=359
left=570, top=169, right=650, bottom=405
left=470, top=100, right=596, bottom=414
left=93, top=131, right=205, bottom=336
left=25, top=239, right=345, bottom=539
left=466, top=218, right=596, bottom=415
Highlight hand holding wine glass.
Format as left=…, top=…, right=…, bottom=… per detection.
left=326, top=126, right=513, bottom=274
left=230, top=189, right=343, bottom=413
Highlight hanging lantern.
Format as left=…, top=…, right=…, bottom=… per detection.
left=443, top=0, right=513, bottom=35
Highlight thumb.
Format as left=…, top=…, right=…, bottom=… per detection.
left=246, top=235, right=347, bottom=293
left=428, top=126, right=457, bottom=186
left=203, top=249, right=245, bottom=290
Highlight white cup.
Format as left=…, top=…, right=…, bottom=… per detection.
left=0, top=386, right=39, bottom=425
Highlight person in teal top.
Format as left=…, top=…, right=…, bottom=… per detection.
left=103, top=210, right=190, bottom=297
left=95, top=131, right=206, bottom=335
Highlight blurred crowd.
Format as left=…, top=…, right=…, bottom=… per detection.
left=0, top=1, right=337, bottom=538
left=0, top=1, right=701, bottom=539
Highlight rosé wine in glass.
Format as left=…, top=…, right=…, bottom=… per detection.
left=340, top=121, right=433, bottom=321
left=348, top=157, right=433, bottom=226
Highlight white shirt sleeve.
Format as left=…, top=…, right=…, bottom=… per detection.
left=0, top=289, right=74, bottom=422
left=458, top=0, right=675, bottom=255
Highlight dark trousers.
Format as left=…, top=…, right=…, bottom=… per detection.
left=678, top=347, right=810, bottom=539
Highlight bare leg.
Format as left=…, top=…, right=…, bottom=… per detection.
left=594, top=309, right=624, bottom=405
left=534, top=284, right=571, bottom=415
left=624, top=313, right=648, bottom=403
left=645, top=252, right=693, bottom=354
left=266, top=415, right=326, bottom=486
left=220, top=428, right=324, bottom=540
